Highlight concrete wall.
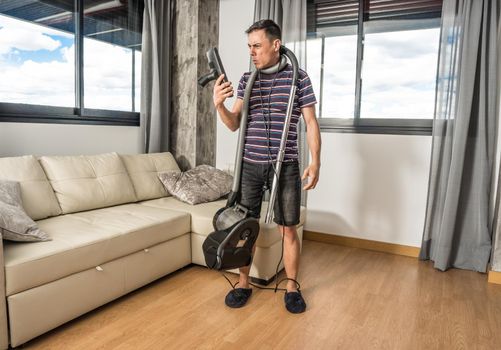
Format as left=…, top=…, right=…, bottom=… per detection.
left=171, top=0, right=219, bottom=170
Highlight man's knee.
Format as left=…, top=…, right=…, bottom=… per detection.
left=278, top=225, right=298, bottom=241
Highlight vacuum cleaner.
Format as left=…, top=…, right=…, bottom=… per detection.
left=198, top=46, right=299, bottom=271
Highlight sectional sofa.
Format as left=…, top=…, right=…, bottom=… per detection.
left=0, top=152, right=305, bottom=348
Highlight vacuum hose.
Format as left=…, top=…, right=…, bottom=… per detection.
left=200, top=46, right=300, bottom=270
left=264, top=46, right=299, bottom=223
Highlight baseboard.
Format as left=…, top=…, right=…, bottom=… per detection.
left=303, top=230, right=420, bottom=258
left=488, top=270, right=501, bottom=284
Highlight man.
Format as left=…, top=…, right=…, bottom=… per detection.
left=213, top=19, right=321, bottom=314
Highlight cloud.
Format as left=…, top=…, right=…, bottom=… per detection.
left=367, top=29, right=439, bottom=59
left=0, top=15, right=63, bottom=55
left=307, top=27, right=440, bottom=119
left=83, top=38, right=142, bottom=110
left=0, top=14, right=141, bottom=111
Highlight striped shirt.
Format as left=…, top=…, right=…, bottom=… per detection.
left=237, top=64, right=317, bottom=164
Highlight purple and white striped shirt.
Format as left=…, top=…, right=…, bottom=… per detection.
left=237, top=64, right=317, bottom=164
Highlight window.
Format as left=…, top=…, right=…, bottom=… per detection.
left=0, top=1, right=75, bottom=108
left=306, top=0, right=442, bottom=134
left=0, top=0, right=144, bottom=125
left=83, top=0, right=142, bottom=112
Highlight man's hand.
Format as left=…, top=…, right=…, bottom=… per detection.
left=213, top=74, right=234, bottom=108
left=302, top=163, right=320, bottom=190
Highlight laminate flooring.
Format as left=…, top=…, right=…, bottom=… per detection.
left=24, top=240, right=501, bottom=349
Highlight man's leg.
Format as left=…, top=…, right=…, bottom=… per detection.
left=278, top=224, right=301, bottom=292
left=273, top=162, right=306, bottom=313
left=236, top=161, right=263, bottom=288
left=225, top=161, right=264, bottom=308
left=237, top=245, right=256, bottom=288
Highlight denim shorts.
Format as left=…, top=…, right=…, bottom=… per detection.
left=239, top=160, right=301, bottom=226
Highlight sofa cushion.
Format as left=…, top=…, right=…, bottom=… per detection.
left=120, top=152, right=180, bottom=201
left=0, top=180, right=51, bottom=242
left=0, top=155, right=62, bottom=220
left=158, top=165, right=233, bottom=205
left=39, top=153, right=137, bottom=214
left=139, top=197, right=306, bottom=248
left=3, top=204, right=190, bottom=296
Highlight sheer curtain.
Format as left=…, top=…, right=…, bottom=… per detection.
left=491, top=22, right=501, bottom=272
left=420, top=0, right=500, bottom=272
left=140, top=0, right=175, bottom=153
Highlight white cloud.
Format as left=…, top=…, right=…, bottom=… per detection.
left=0, top=15, right=63, bottom=55
left=83, top=38, right=139, bottom=110
left=0, top=14, right=141, bottom=111
left=0, top=57, right=74, bottom=106
left=306, top=27, right=440, bottom=119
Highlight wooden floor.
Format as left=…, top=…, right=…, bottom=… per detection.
left=24, top=241, right=501, bottom=350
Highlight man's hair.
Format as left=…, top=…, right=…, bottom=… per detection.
left=245, top=19, right=281, bottom=41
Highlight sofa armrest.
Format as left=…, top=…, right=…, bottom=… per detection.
left=0, top=239, right=9, bottom=349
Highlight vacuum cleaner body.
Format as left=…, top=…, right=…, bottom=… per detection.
left=203, top=214, right=259, bottom=270
left=203, top=199, right=260, bottom=270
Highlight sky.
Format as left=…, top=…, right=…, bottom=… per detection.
left=0, top=14, right=140, bottom=112
left=0, top=12, right=439, bottom=119
left=306, top=27, right=440, bottom=119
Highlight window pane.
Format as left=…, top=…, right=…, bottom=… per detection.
left=83, top=0, right=143, bottom=111
left=306, top=0, right=359, bottom=118
left=360, top=26, right=440, bottom=119
left=0, top=1, right=75, bottom=107
left=307, top=32, right=358, bottom=119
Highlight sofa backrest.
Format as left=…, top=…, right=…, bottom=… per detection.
left=0, top=155, right=62, bottom=220
left=39, top=152, right=137, bottom=214
left=120, top=152, right=180, bottom=201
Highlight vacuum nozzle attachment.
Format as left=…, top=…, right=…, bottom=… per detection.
left=197, top=47, right=229, bottom=88
left=197, top=70, right=218, bottom=87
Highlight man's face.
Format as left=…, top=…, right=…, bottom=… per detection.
left=247, top=29, right=280, bottom=69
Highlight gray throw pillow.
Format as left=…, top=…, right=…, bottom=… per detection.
left=158, top=165, right=233, bottom=205
left=0, top=180, right=51, bottom=242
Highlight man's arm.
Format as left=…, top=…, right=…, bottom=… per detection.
left=213, top=74, right=243, bottom=131
left=301, top=105, right=321, bottom=190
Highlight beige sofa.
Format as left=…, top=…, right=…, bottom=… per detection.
left=0, top=152, right=305, bottom=348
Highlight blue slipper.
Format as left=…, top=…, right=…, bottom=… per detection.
left=225, top=288, right=252, bottom=308
left=284, top=291, right=306, bottom=313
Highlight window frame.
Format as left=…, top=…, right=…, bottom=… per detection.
left=0, top=0, right=140, bottom=127
left=307, top=0, right=440, bottom=136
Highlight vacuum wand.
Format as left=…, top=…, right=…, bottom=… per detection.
left=264, top=47, right=299, bottom=224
